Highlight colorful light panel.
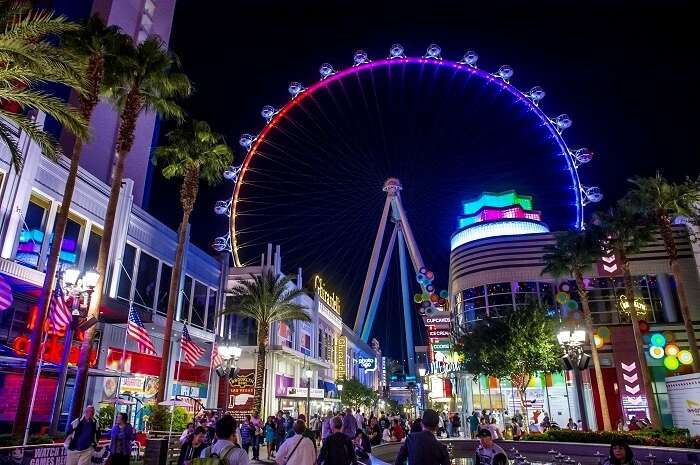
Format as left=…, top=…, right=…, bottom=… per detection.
left=458, top=205, right=543, bottom=228
left=451, top=220, right=550, bottom=251
left=461, top=191, right=533, bottom=216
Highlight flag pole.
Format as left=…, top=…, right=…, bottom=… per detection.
left=24, top=330, right=49, bottom=446
left=113, top=304, right=131, bottom=427
left=168, top=330, right=184, bottom=437
left=206, top=315, right=221, bottom=410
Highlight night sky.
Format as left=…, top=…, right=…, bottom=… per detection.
left=147, top=1, right=699, bottom=361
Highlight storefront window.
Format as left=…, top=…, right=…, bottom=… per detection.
left=83, top=227, right=101, bottom=272
left=206, top=289, right=217, bottom=331
left=134, top=251, right=158, bottom=310
left=16, top=194, right=50, bottom=269
left=117, top=244, right=137, bottom=301
left=179, top=276, right=193, bottom=321
left=156, top=263, right=172, bottom=316
left=191, top=281, right=207, bottom=328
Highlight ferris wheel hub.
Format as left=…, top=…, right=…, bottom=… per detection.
left=383, top=177, right=403, bottom=193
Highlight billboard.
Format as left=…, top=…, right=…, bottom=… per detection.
left=666, top=372, right=700, bottom=436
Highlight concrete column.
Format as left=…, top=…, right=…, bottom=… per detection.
left=656, top=273, right=679, bottom=323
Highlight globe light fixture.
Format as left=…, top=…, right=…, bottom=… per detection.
left=83, top=270, right=99, bottom=289
left=418, top=367, right=427, bottom=377
left=64, top=267, right=80, bottom=287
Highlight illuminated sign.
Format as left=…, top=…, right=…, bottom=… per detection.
left=357, top=357, right=377, bottom=371
left=618, top=295, right=649, bottom=318
left=336, top=336, right=347, bottom=380
left=286, top=387, right=324, bottom=399
left=315, top=276, right=341, bottom=314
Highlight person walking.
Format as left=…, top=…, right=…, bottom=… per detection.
left=603, top=438, right=641, bottom=465
left=341, top=408, right=358, bottom=439
left=199, top=415, right=249, bottom=465
left=451, top=413, right=462, bottom=438
left=179, top=426, right=207, bottom=465
left=469, top=412, right=480, bottom=439
left=239, top=415, right=255, bottom=457
left=265, top=416, right=277, bottom=459
left=317, top=417, right=357, bottom=465
left=109, top=412, right=134, bottom=465
left=274, top=420, right=316, bottom=465
left=511, top=418, right=522, bottom=441
left=353, top=410, right=363, bottom=432
left=275, top=411, right=288, bottom=449
left=180, top=423, right=195, bottom=445
left=394, top=409, right=449, bottom=465
left=65, top=405, right=100, bottom=465
left=390, top=419, right=404, bottom=442
left=474, top=429, right=507, bottom=465
left=251, top=413, right=263, bottom=461
left=367, top=417, right=382, bottom=447
left=321, top=411, right=334, bottom=442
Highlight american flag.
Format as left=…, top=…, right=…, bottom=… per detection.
left=211, top=341, right=223, bottom=367
left=0, top=275, right=13, bottom=311
left=128, top=307, right=157, bottom=355
left=181, top=325, right=204, bottom=367
left=48, top=285, right=71, bottom=333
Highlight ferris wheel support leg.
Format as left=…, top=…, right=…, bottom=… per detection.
left=392, top=195, right=425, bottom=272
left=361, top=224, right=399, bottom=342
left=354, top=194, right=393, bottom=333
left=398, top=227, right=417, bottom=376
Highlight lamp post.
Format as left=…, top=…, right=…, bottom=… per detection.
left=337, top=382, right=343, bottom=408
left=557, top=327, right=590, bottom=431
left=305, top=369, right=313, bottom=418
left=49, top=268, right=99, bottom=435
left=418, top=367, right=427, bottom=413
left=216, top=342, right=242, bottom=378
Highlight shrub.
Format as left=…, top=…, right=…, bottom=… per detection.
left=97, top=404, right=115, bottom=430
left=522, top=428, right=698, bottom=449
left=146, top=405, right=191, bottom=432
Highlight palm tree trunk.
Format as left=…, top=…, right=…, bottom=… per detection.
left=13, top=54, right=103, bottom=435
left=254, top=325, right=268, bottom=416
left=659, top=217, right=700, bottom=372
left=619, top=253, right=661, bottom=428
left=575, top=273, right=612, bottom=431
left=69, top=88, right=142, bottom=421
left=156, top=168, right=199, bottom=402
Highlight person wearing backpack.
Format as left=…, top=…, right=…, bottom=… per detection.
left=317, top=417, right=357, bottom=465
left=195, top=415, right=249, bottom=465
left=275, top=420, right=316, bottom=465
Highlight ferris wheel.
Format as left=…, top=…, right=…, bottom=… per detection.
left=212, top=44, right=602, bottom=347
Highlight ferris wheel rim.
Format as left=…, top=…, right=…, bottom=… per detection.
left=229, top=55, right=589, bottom=267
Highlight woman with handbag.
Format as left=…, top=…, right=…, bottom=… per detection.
left=275, top=420, right=316, bottom=465
left=109, top=413, right=134, bottom=465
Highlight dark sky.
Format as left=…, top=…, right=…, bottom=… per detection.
left=147, top=1, right=699, bottom=360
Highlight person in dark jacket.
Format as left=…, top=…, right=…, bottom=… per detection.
left=109, top=412, right=134, bottom=465
left=66, top=405, right=100, bottom=465
left=394, top=409, right=450, bottom=465
left=178, top=426, right=207, bottom=465
left=317, top=417, right=357, bottom=465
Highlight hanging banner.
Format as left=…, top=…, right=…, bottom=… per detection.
left=666, top=372, right=700, bottom=436
left=611, top=326, right=649, bottom=420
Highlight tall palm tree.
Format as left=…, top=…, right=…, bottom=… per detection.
left=152, top=120, right=233, bottom=402
left=626, top=174, right=700, bottom=372
left=593, top=206, right=661, bottom=427
left=0, top=0, right=87, bottom=169
left=542, top=229, right=612, bottom=431
left=223, top=270, right=311, bottom=415
left=11, top=15, right=128, bottom=436
left=69, top=35, right=191, bottom=419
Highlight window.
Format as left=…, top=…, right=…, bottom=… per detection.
left=156, top=263, right=172, bottom=316
left=45, top=212, right=84, bottom=267
left=179, top=276, right=193, bottom=321
left=206, top=290, right=217, bottom=331
left=117, top=244, right=137, bottom=300
left=191, top=281, right=207, bottom=328
left=134, top=252, right=158, bottom=310
left=16, top=194, right=50, bottom=268
left=301, top=331, right=311, bottom=356
left=278, top=322, right=292, bottom=348
left=83, top=227, right=102, bottom=272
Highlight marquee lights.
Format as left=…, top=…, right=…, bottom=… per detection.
left=314, top=275, right=341, bottom=314
left=451, top=220, right=550, bottom=251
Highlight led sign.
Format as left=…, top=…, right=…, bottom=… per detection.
left=314, top=276, right=341, bottom=314
left=357, top=357, right=377, bottom=371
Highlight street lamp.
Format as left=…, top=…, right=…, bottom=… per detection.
left=50, top=267, right=99, bottom=435
left=305, top=368, right=313, bottom=418
left=216, top=342, right=242, bottom=378
left=557, top=327, right=591, bottom=431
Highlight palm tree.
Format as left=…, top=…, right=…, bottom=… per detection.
left=11, top=15, right=128, bottom=436
left=0, top=0, right=87, bottom=170
left=542, top=229, right=612, bottom=431
left=69, top=35, right=191, bottom=420
left=152, top=120, right=233, bottom=402
left=223, top=270, right=311, bottom=414
left=593, top=206, right=661, bottom=427
left=626, top=174, right=700, bottom=372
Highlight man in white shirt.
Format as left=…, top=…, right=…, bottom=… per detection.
left=200, top=415, right=249, bottom=465
left=275, top=420, right=316, bottom=465
left=354, top=410, right=363, bottom=431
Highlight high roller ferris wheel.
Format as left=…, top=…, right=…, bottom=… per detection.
left=211, top=44, right=603, bottom=369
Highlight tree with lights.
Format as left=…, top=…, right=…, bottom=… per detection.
left=338, top=378, right=378, bottom=409
left=455, top=303, right=560, bottom=419
left=542, top=230, right=612, bottom=431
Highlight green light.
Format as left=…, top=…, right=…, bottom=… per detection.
left=462, top=191, right=533, bottom=216
left=663, top=355, right=679, bottom=371
left=650, top=333, right=666, bottom=347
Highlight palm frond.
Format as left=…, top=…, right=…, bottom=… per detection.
left=0, top=108, right=61, bottom=161
left=0, top=118, right=23, bottom=171
left=1, top=88, right=87, bottom=139
left=3, top=9, right=78, bottom=40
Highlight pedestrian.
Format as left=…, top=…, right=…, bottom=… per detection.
left=180, top=423, right=195, bottom=445
left=109, top=412, right=134, bottom=465
left=353, top=410, right=363, bottom=431
left=409, top=418, right=422, bottom=433
left=179, top=426, right=207, bottom=465
left=603, top=438, right=641, bottom=465
left=251, top=413, right=263, bottom=461
left=276, top=411, right=288, bottom=449
left=198, top=415, right=249, bottom=465
left=265, top=416, right=277, bottom=458
left=317, top=416, right=357, bottom=465
left=474, top=429, right=507, bottom=465
left=469, top=412, right=479, bottom=439
left=65, top=405, right=100, bottom=465
left=274, top=420, right=316, bottom=465
left=341, top=408, right=358, bottom=439
left=568, top=418, right=579, bottom=430
left=321, top=411, right=334, bottom=441
left=367, top=417, right=382, bottom=447
left=452, top=413, right=462, bottom=437
left=487, top=418, right=502, bottom=440
left=379, top=412, right=389, bottom=431
left=511, top=418, right=522, bottom=441
left=390, top=419, right=404, bottom=442
left=352, top=430, right=371, bottom=461
left=394, top=409, right=449, bottom=465
left=239, top=415, right=255, bottom=456
left=444, top=412, right=453, bottom=437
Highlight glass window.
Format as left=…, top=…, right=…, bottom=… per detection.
left=191, top=281, right=207, bottom=328
left=179, top=276, right=193, bottom=322
left=134, top=252, right=158, bottom=310
left=156, top=263, right=172, bottom=316
left=45, top=213, right=83, bottom=267
left=463, top=286, right=485, bottom=299
left=83, top=227, right=102, bottom=272
left=487, top=282, right=511, bottom=295
left=117, top=244, right=137, bottom=300
left=278, top=321, right=292, bottom=347
left=16, top=194, right=50, bottom=268
left=301, top=332, right=311, bottom=356
left=206, top=290, right=217, bottom=331
left=488, top=293, right=512, bottom=306
left=514, top=282, right=537, bottom=293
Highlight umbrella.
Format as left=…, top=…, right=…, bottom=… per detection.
left=101, top=397, right=136, bottom=405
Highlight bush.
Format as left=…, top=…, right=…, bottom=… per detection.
left=0, top=434, right=54, bottom=446
left=146, top=405, right=191, bottom=432
left=522, top=428, right=698, bottom=449
left=97, top=404, right=115, bottom=430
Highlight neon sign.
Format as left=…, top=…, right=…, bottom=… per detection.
left=618, top=295, right=649, bottom=319
left=336, top=336, right=347, bottom=380
left=314, top=275, right=341, bottom=314
left=357, top=357, right=377, bottom=371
